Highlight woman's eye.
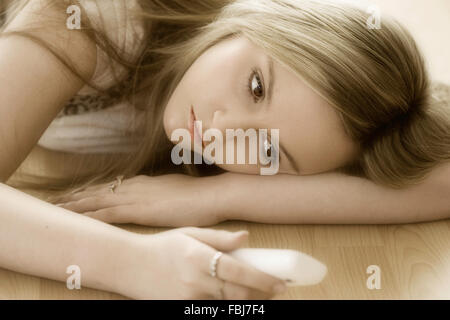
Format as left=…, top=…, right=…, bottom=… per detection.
left=263, top=138, right=278, bottom=160
left=248, top=70, right=264, bottom=102
left=264, top=139, right=272, bottom=157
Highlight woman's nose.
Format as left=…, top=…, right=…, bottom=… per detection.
left=213, top=109, right=242, bottom=132
left=212, top=107, right=249, bottom=129
left=212, top=110, right=223, bottom=125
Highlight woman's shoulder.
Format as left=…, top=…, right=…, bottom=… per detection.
left=53, top=0, right=147, bottom=118
left=78, top=0, right=147, bottom=92
left=79, top=0, right=145, bottom=42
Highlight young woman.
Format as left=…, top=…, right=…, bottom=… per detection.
left=0, top=0, right=449, bottom=299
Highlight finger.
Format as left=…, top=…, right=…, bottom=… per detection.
left=57, top=192, right=94, bottom=203
left=80, top=180, right=120, bottom=193
left=58, top=195, right=132, bottom=213
left=83, top=205, right=139, bottom=224
left=57, top=187, right=112, bottom=203
left=183, top=273, right=224, bottom=300
left=57, top=181, right=119, bottom=202
left=177, top=227, right=249, bottom=252
left=201, top=275, right=272, bottom=300
left=222, top=281, right=274, bottom=300
left=181, top=237, right=286, bottom=295
left=84, top=204, right=185, bottom=227
left=215, top=252, right=287, bottom=295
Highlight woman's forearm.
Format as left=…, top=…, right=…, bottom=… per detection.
left=219, top=168, right=450, bottom=224
left=0, top=182, right=137, bottom=293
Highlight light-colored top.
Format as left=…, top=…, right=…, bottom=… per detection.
left=37, top=0, right=147, bottom=154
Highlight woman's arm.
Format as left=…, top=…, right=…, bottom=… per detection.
left=0, top=0, right=96, bottom=182
left=0, top=183, right=286, bottom=300
left=0, top=0, right=123, bottom=294
left=54, top=162, right=449, bottom=227
left=219, top=162, right=450, bottom=224
left=0, top=182, right=137, bottom=293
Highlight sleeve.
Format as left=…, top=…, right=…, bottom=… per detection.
left=77, top=0, right=146, bottom=91
left=36, top=102, right=146, bottom=154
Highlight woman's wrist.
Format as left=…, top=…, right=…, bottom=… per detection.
left=109, top=232, right=163, bottom=299
left=100, top=230, right=150, bottom=296
left=206, top=172, right=242, bottom=222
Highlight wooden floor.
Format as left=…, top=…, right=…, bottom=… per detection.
left=1, top=0, right=449, bottom=300
left=1, top=216, right=449, bottom=299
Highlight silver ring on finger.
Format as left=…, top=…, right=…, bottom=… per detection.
left=109, top=175, right=124, bottom=194
left=209, top=251, right=224, bottom=299
left=209, top=251, right=223, bottom=278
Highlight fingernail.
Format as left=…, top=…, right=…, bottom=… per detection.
left=236, top=230, right=249, bottom=236
left=273, top=283, right=287, bottom=294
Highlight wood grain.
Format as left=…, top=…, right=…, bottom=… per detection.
left=2, top=145, right=449, bottom=300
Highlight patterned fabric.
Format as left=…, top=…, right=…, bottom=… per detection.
left=52, top=0, right=145, bottom=119
left=56, top=94, right=121, bottom=118
left=55, top=76, right=133, bottom=118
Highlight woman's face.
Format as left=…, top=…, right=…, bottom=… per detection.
left=163, top=36, right=360, bottom=175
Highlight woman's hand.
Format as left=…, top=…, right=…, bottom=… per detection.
left=54, top=174, right=228, bottom=227
left=116, top=227, right=288, bottom=300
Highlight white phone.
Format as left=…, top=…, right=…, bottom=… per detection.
left=228, top=248, right=327, bottom=286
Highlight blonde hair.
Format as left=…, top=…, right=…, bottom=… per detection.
left=2, top=0, right=449, bottom=203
